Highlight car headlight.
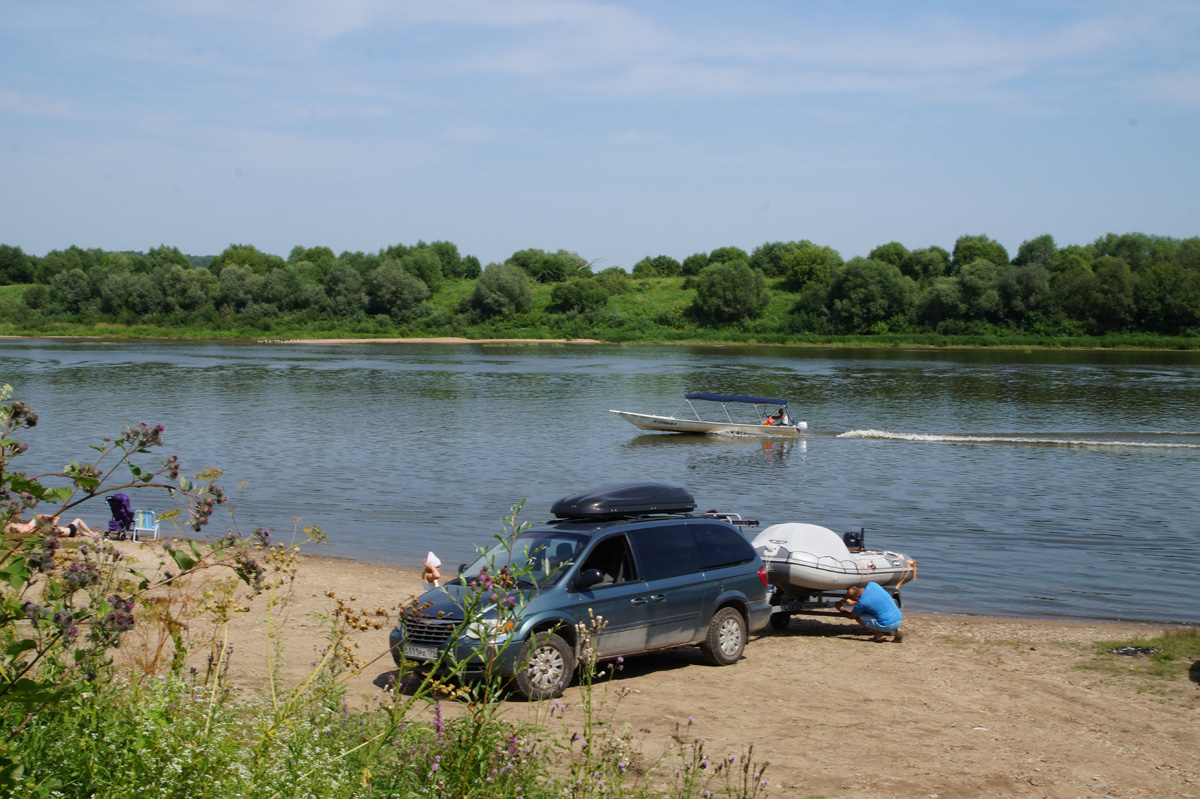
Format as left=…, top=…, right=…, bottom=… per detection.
left=464, top=617, right=516, bottom=642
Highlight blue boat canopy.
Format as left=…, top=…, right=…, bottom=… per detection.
left=685, top=393, right=787, bottom=406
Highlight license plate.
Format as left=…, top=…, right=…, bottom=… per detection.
left=404, top=644, right=437, bottom=660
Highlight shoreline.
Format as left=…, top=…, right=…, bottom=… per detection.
left=107, top=539, right=1200, bottom=798
left=3, top=332, right=1197, bottom=352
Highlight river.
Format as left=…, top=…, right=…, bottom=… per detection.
left=4, top=338, right=1198, bottom=624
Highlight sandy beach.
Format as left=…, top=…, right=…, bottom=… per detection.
left=111, top=539, right=1198, bottom=799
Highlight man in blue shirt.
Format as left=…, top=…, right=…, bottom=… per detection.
left=835, top=582, right=904, bottom=642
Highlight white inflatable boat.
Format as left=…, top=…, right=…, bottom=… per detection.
left=750, top=522, right=917, bottom=593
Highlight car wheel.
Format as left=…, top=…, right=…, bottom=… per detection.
left=514, top=632, right=574, bottom=701
left=769, top=612, right=791, bottom=631
left=700, top=607, right=747, bottom=666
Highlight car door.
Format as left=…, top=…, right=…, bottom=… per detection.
left=628, top=523, right=707, bottom=649
left=567, top=533, right=651, bottom=657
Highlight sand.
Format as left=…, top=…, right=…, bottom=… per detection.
left=110, top=539, right=1199, bottom=799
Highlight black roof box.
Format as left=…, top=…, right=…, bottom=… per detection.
left=551, top=482, right=696, bottom=520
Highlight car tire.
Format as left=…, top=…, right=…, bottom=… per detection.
left=514, top=631, right=575, bottom=701
left=700, top=607, right=747, bottom=666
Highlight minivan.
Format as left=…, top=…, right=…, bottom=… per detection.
left=389, top=482, right=773, bottom=699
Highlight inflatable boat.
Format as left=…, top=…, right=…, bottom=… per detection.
left=750, top=523, right=916, bottom=593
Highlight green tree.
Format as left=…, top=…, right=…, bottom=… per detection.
left=287, top=245, right=338, bottom=280
left=594, top=266, right=631, bottom=295
left=1135, top=262, right=1200, bottom=333
left=323, top=263, right=366, bottom=317
left=707, top=246, right=750, bottom=266
left=210, top=244, right=283, bottom=278
left=460, top=254, right=482, bottom=280
left=468, top=263, right=532, bottom=318
left=691, top=261, right=770, bottom=323
left=0, top=244, right=35, bottom=284
left=904, top=246, right=951, bottom=283
left=144, top=245, right=191, bottom=272
left=1093, top=257, right=1136, bottom=332
left=366, top=261, right=430, bottom=318
left=215, top=265, right=263, bottom=311
left=868, top=242, right=910, bottom=271
left=996, top=264, right=1051, bottom=327
left=631, top=255, right=681, bottom=278
left=782, top=244, right=843, bottom=290
left=159, top=264, right=218, bottom=314
left=550, top=279, right=609, bottom=314
left=957, top=259, right=1002, bottom=323
left=680, top=252, right=709, bottom=276
left=49, top=268, right=96, bottom=314
left=749, top=241, right=803, bottom=277
left=395, top=248, right=444, bottom=293
left=951, top=234, right=1009, bottom=274
left=827, top=258, right=916, bottom=333
left=1012, top=234, right=1057, bottom=271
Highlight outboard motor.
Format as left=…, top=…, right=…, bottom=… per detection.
left=842, top=529, right=865, bottom=550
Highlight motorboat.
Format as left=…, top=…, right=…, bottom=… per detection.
left=610, top=393, right=808, bottom=436
left=750, top=522, right=916, bottom=629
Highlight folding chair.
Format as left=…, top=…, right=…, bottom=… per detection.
left=132, top=509, right=159, bottom=542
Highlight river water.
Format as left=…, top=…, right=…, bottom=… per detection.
left=3, top=339, right=1199, bottom=624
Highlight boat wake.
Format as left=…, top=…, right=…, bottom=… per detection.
left=837, top=429, right=1200, bottom=450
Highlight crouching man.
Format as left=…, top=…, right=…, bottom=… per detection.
left=835, top=583, right=904, bottom=643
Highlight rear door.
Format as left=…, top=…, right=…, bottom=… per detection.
left=628, top=522, right=707, bottom=649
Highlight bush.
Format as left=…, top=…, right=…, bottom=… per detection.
left=691, top=262, right=770, bottom=324
left=466, top=263, right=532, bottom=318
left=549, top=279, right=609, bottom=314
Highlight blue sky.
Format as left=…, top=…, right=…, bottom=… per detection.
left=2, top=1, right=1198, bottom=269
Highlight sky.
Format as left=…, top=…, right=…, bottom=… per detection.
left=1, top=0, right=1198, bottom=270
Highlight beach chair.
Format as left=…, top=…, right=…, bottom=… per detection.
left=132, top=509, right=159, bottom=542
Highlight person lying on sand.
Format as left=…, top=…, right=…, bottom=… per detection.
left=6, top=514, right=100, bottom=538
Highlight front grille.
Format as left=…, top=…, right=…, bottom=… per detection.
left=402, top=617, right=458, bottom=648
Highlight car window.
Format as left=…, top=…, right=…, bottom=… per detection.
left=462, top=531, right=586, bottom=587
left=579, top=534, right=637, bottom=586
left=692, top=523, right=754, bottom=570
left=628, top=525, right=700, bottom=580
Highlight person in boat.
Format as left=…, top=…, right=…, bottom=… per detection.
left=834, top=582, right=904, bottom=643
left=763, top=408, right=790, bottom=426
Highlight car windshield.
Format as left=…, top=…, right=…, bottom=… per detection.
left=461, top=532, right=586, bottom=589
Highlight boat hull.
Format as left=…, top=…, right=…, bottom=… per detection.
left=609, top=410, right=801, bottom=436
left=751, top=522, right=916, bottom=594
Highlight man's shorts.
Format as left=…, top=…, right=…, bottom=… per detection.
left=858, top=615, right=901, bottom=634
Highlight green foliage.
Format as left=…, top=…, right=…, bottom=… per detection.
left=0, top=244, right=35, bottom=285
left=680, top=252, right=709, bottom=276
left=868, top=241, right=910, bottom=270
left=781, top=244, right=843, bottom=290
left=708, top=246, right=750, bottom=266
left=468, top=263, right=532, bottom=318
left=1012, top=234, right=1058, bottom=271
left=632, top=255, right=681, bottom=278
left=506, top=249, right=590, bottom=283
left=692, top=262, right=770, bottom=324
left=951, top=234, right=1010, bottom=273
left=366, top=261, right=430, bottom=319
left=594, top=267, right=631, bottom=295
left=828, top=257, right=917, bottom=333
left=549, top=279, right=609, bottom=314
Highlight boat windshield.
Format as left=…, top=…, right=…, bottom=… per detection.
left=460, top=532, right=588, bottom=589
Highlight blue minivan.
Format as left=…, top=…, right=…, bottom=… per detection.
left=389, top=483, right=773, bottom=700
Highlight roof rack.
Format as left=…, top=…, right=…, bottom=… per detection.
left=702, top=510, right=759, bottom=528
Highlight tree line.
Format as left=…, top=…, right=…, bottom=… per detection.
left=1, top=232, right=1198, bottom=338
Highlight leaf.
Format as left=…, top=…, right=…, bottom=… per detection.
left=0, top=678, right=70, bottom=707
left=167, top=548, right=195, bottom=572
left=129, top=568, right=151, bottom=591
left=4, top=639, right=37, bottom=659
left=0, top=559, right=29, bottom=590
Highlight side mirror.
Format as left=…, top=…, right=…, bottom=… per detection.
left=576, top=568, right=604, bottom=589
left=458, top=563, right=467, bottom=574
